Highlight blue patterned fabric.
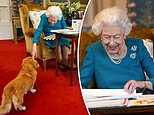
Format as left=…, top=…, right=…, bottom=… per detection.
left=33, top=13, right=70, bottom=48
left=80, top=38, right=154, bottom=89
left=128, top=0, right=154, bottom=28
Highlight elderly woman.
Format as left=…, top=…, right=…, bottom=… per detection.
left=32, top=6, right=70, bottom=72
left=80, top=7, right=154, bottom=94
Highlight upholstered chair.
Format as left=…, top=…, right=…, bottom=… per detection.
left=79, top=32, right=100, bottom=88
left=18, top=4, right=55, bottom=72
left=79, top=32, right=101, bottom=68
left=127, top=27, right=153, bottom=40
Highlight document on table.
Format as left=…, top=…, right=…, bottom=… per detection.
left=128, top=95, right=154, bottom=107
left=50, top=29, right=79, bottom=35
left=82, top=89, right=142, bottom=102
left=82, top=89, right=154, bottom=108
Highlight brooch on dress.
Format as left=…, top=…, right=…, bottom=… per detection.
left=131, top=45, right=137, bottom=51
left=130, top=45, right=137, bottom=59
left=130, top=53, right=136, bottom=59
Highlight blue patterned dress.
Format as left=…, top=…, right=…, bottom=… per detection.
left=33, top=13, right=70, bottom=48
left=80, top=38, right=154, bottom=91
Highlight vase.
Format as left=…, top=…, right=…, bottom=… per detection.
left=66, top=15, right=72, bottom=27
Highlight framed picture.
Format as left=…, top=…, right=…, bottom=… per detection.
left=127, top=0, right=154, bottom=28
left=16, top=0, right=41, bottom=4
left=15, top=0, right=41, bottom=16
left=47, top=0, right=88, bottom=8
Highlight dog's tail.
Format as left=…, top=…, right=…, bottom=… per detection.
left=0, top=93, right=12, bottom=115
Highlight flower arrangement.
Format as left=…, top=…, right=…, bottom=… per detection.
left=60, top=0, right=80, bottom=19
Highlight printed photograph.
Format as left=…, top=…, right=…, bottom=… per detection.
left=0, top=0, right=89, bottom=115
left=79, top=0, right=154, bottom=114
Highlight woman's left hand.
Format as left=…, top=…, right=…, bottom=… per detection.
left=124, top=80, right=145, bottom=94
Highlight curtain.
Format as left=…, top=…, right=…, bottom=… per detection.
left=82, top=0, right=127, bottom=31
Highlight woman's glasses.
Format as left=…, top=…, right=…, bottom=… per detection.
left=102, top=33, right=123, bottom=42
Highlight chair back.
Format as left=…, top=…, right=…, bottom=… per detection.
left=79, top=32, right=101, bottom=67
left=18, top=4, right=47, bottom=53
left=128, top=27, right=153, bottom=40
left=18, top=4, right=47, bottom=36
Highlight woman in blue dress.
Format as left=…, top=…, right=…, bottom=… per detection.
left=32, top=6, right=70, bottom=71
left=80, top=7, right=154, bottom=94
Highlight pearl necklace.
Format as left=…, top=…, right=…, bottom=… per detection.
left=107, top=53, right=122, bottom=64
left=106, top=43, right=127, bottom=64
left=107, top=47, right=125, bottom=65
left=108, top=55, right=122, bottom=64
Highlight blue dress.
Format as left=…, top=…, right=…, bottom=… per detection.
left=33, top=13, right=70, bottom=48
left=80, top=38, right=154, bottom=89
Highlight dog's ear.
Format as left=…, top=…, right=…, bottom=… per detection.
left=21, top=56, right=33, bottom=66
left=21, top=56, right=39, bottom=68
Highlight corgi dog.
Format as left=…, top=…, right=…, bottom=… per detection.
left=0, top=57, right=39, bottom=115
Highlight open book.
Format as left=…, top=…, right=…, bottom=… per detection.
left=128, top=95, right=154, bottom=107
left=82, top=89, right=141, bottom=102
left=82, top=89, right=144, bottom=108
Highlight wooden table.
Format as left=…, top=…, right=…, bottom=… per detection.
left=89, top=105, right=154, bottom=115
left=55, top=32, right=78, bottom=86
left=83, top=89, right=154, bottom=115
left=12, top=16, right=24, bottom=44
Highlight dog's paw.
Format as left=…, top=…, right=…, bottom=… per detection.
left=22, top=106, right=26, bottom=110
left=17, top=106, right=26, bottom=111
left=30, top=89, right=36, bottom=93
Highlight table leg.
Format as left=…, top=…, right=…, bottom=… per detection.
left=55, top=33, right=78, bottom=86
left=70, top=38, right=75, bottom=86
left=56, top=35, right=59, bottom=77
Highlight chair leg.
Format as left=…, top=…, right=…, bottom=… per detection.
left=42, top=59, right=47, bottom=72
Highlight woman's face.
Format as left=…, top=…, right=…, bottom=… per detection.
left=48, top=15, right=58, bottom=26
left=101, top=25, right=126, bottom=55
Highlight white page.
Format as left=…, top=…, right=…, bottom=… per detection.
left=50, top=29, right=79, bottom=35
left=82, top=89, right=135, bottom=96
left=85, top=93, right=142, bottom=102
left=50, top=29, right=69, bottom=33
left=82, top=89, right=142, bottom=102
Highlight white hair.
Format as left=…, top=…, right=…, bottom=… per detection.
left=46, top=6, right=62, bottom=20
left=92, top=7, right=132, bottom=36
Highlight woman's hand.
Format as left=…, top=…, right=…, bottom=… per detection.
left=124, top=80, right=146, bottom=94
left=32, top=44, right=37, bottom=59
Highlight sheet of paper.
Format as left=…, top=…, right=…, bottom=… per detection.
left=86, top=99, right=123, bottom=108
left=50, top=29, right=69, bottom=33
left=82, top=89, right=142, bottom=102
left=82, top=89, right=136, bottom=97
left=84, top=93, right=142, bottom=102
left=50, top=29, right=79, bottom=35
